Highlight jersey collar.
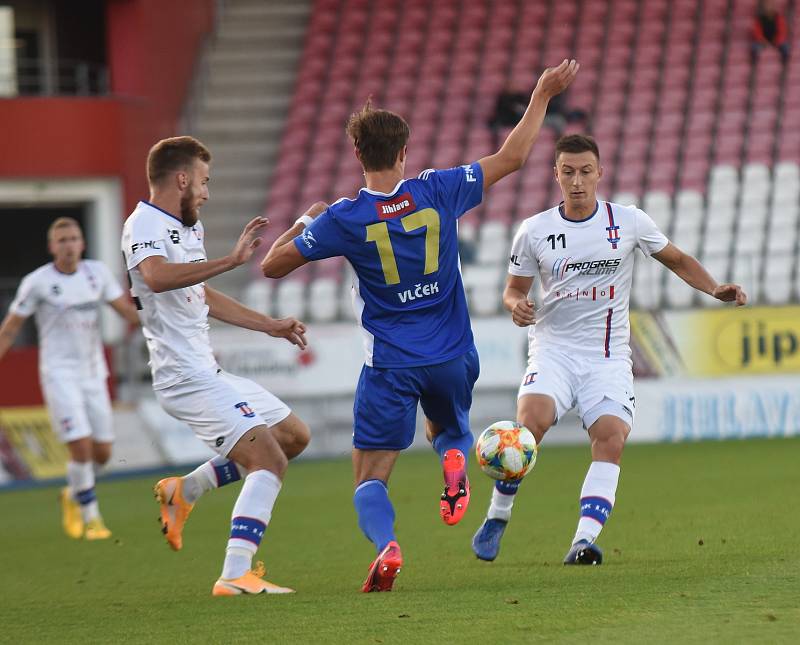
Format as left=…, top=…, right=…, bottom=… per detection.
left=360, top=179, right=405, bottom=197
left=141, top=200, right=185, bottom=226
left=558, top=200, right=599, bottom=223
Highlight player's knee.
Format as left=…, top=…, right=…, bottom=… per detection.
left=92, top=442, right=112, bottom=465
left=273, top=416, right=311, bottom=460
left=293, top=419, right=311, bottom=453
left=517, top=411, right=552, bottom=443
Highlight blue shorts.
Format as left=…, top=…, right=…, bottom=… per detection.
left=353, top=347, right=480, bottom=451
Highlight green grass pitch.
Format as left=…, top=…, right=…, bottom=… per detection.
left=1, top=437, right=798, bottom=644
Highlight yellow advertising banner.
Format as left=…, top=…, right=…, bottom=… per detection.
left=631, top=306, right=800, bottom=377
left=0, top=407, right=68, bottom=479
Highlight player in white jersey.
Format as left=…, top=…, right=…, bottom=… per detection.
left=0, top=217, right=139, bottom=540
left=472, top=135, right=747, bottom=564
left=123, top=136, right=310, bottom=596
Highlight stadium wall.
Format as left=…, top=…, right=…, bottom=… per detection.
left=0, top=0, right=214, bottom=214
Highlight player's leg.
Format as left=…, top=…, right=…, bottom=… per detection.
left=170, top=373, right=309, bottom=510
left=212, top=423, right=294, bottom=595
left=82, top=379, right=115, bottom=539
left=562, top=401, right=630, bottom=565
left=218, top=371, right=310, bottom=461
left=473, top=353, right=573, bottom=561
left=44, top=376, right=106, bottom=539
left=564, top=361, right=634, bottom=565
left=352, top=364, right=416, bottom=592
left=353, top=448, right=403, bottom=592
left=421, top=347, right=480, bottom=525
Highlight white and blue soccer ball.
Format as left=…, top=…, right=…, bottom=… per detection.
left=475, top=420, right=538, bottom=481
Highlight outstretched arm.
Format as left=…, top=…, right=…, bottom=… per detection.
left=653, top=242, right=747, bottom=305
left=205, top=285, right=307, bottom=349
left=261, top=202, right=326, bottom=278
left=479, top=59, right=580, bottom=190
left=137, top=217, right=268, bottom=293
left=0, top=312, right=27, bottom=362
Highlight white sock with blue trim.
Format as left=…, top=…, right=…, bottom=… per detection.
left=67, top=460, right=100, bottom=523
left=572, top=461, right=620, bottom=545
left=221, top=469, right=282, bottom=580
left=182, top=456, right=246, bottom=504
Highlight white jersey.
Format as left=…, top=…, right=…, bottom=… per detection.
left=9, top=260, right=123, bottom=379
left=121, top=201, right=216, bottom=390
left=509, top=201, right=668, bottom=361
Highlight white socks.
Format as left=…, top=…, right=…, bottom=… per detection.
left=182, top=456, right=246, bottom=504
left=487, top=486, right=517, bottom=522
left=221, top=470, right=282, bottom=579
left=67, top=460, right=100, bottom=523
left=572, top=461, right=620, bottom=545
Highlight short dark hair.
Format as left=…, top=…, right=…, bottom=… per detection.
left=555, top=134, right=600, bottom=163
left=345, top=99, right=410, bottom=172
left=147, top=136, right=211, bottom=186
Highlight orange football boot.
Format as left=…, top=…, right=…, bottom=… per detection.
left=212, top=562, right=295, bottom=596
left=154, top=477, right=194, bottom=551
left=439, top=449, right=470, bottom=525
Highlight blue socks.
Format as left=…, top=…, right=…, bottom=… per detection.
left=431, top=431, right=473, bottom=463
left=353, top=479, right=396, bottom=552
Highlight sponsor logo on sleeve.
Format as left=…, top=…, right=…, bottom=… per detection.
left=131, top=240, right=161, bottom=254
left=376, top=192, right=416, bottom=219
left=301, top=229, right=317, bottom=248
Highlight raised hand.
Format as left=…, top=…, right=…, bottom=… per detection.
left=533, top=59, right=580, bottom=100
left=265, top=317, right=308, bottom=349
left=230, top=217, right=269, bottom=266
left=712, top=283, right=747, bottom=306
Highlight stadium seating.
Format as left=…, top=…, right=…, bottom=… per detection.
left=260, top=0, right=800, bottom=318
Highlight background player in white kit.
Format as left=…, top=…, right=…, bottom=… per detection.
left=472, top=135, right=747, bottom=564
left=122, top=136, right=310, bottom=596
left=0, top=217, right=139, bottom=540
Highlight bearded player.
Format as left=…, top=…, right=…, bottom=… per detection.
left=123, top=136, right=310, bottom=595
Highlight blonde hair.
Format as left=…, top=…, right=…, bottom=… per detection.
left=47, top=217, right=82, bottom=240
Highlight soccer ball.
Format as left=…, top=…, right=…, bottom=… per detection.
left=475, top=421, right=538, bottom=481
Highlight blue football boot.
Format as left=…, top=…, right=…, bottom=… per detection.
left=472, top=518, right=508, bottom=561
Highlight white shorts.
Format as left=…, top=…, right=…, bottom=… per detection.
left=41, top=373, right=114, bottom=444
left=518, top=349, right=635, bottom=430
left=156, top=369, right=291, bottom=456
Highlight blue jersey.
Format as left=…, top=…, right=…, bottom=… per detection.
left=294, top=163, right=484, bottom=368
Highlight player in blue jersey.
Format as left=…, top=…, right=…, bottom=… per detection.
left=262, top=60, right=579, bottom=591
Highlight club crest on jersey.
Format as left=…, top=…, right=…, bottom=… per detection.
left=235, top=402, right=256, bottom=418
left=376, top=192, right=416, bottom=219
left=605, top=203, right=620, bottom=250
left=168, top=229, right=181, bottom=244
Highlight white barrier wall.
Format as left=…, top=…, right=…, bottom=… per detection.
left=632, top=375, right=800, bottom=442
